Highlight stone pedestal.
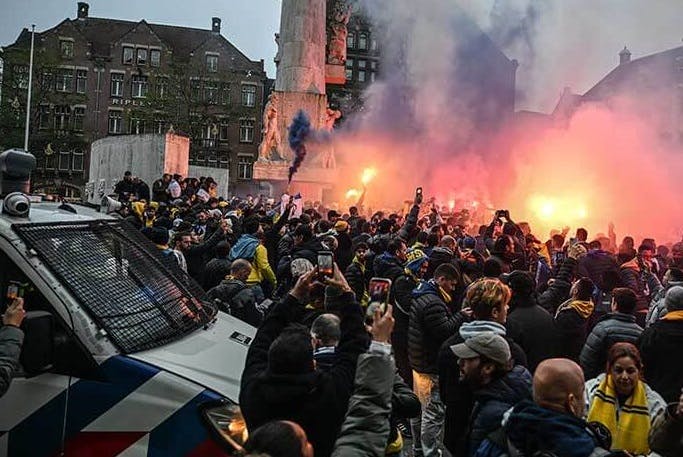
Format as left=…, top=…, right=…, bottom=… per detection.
left=253, top=160, right=337, bottom=202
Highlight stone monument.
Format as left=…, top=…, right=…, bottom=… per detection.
left=253, top=0, right=348, bottom=201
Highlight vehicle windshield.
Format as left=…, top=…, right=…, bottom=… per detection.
left=13, top=220, right=216, bottom=353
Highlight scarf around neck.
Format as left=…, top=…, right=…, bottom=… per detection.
left=586, top=374, right=650, bottom=455
left=556, top=299, right=594, bottom=319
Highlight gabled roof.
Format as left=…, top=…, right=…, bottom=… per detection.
left=4, top=15, right=263, bottom=71
left=583, top=45, right=683, bottom=101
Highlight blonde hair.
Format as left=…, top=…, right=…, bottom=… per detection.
left=464, top=278, right=511, bottom=319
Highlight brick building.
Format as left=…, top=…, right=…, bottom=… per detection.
left=0, top=2, right=267, bottom=197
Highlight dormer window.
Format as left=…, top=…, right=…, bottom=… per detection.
left=60, top=40, right=74, bottom=58
left=137, top=48, right=148, bottom=66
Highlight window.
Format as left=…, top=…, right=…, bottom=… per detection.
left=219, top=119, right=229, bottom=140
left=239, top=119, right=255, bottom=143
left=123, top=47, right=134, bottom=65
left=108, top=110, right=123, bottom=134
left=220, top=83, right=231, bottom=105
left=347, top=32, right=355, bottom=49
left=38, top=105, right=51, bottom=130
left=241, top=84, right=256, bottom=107
left=111, top=73, right=124, bottom=97
left=150, top=49, right=161, bottom=67
left=45, top=153, right=56, bottom=170
left=73, top=107, right=85, bottom=131
left=131, top=75, right=148, bottom=98
left=204, top=81, right=219, bottom=104
left=155, top=77, right=169, bottom=98
left=358, top=60, right=366, bottom=69
left=370, top=72, right=376, bottom=82
left=76, top=69, right=87, bottom=93
left=238, top=155, right=253, bottom=180
left=41, top=69, right=53, bottom=91
left=358, top=61, right=366, bottom=82
left=190, top=79, right=201, bottom=102
left=59, top=151, right=70, bottom=171
left=60, top=40, right=74, bottom=58
left=358, top=70, right=366, bottom=83
left=345, top=58, right=354, bottom=80
left=137, top=48, right=148, bottom=66
left=359, top=33, right=368, bottom=50
left=72, top=151, right=84, bottom=171
left=371, top=38, right=378, bottom=51
left=14, top=65, right=29, bottom=89
left=206, top=54, right=218, bottom=73
left=155, top=119, right=167, bottom=134
left=56, top=69, right=73, bottom=92
left=54, top=105, right=71, bottom=130
left=130, top=117, right=144, bottom=135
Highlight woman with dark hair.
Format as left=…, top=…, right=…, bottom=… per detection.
left=584, top=342, right=666, bottom=455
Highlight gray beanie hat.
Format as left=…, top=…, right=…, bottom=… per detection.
left=665, top=285, right=683, bottom=312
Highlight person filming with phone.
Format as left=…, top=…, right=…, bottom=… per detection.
left=1, top=297, right=26, bottom=397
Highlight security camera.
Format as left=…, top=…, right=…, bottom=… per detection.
left=2, top=192, right=31, bottom=218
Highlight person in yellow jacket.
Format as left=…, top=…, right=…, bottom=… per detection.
left=229, top=217, right=276, bottom=302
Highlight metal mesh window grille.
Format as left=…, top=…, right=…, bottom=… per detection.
left=13, top=220, right=216, bottom=353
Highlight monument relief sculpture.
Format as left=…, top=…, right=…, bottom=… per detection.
left=320, top=106, right=341, bottom=169
left=258, top=93, right=285, bottom=161
left=327, top=0, right=351, bottom=65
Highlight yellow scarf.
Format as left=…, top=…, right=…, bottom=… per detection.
left=438, top=286, right=452, bottom=305
left=587, top=375, right=650, bottom=454
left=557, top=299, right=594, bottom=319
left=663, top=310, right=683, bottom=321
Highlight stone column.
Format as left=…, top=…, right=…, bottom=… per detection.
left=275, top=0, right=327, bottom=95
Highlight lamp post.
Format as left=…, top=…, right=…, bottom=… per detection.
left=23, top=24, right=35, bottom=152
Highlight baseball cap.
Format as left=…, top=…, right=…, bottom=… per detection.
left=450, top=332, right=511, bottom=366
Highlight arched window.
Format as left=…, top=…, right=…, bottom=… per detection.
left=358, top=33, right=368, bottom=50
left=347, top=32, right=356, bottom=49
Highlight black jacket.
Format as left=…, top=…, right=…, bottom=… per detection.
left=538, top=257, right=577, bottom=314
left=437, top=322, right=528, bottom=455
left=344, top=260, right=366, bottom=305
left=335, top=231, right=354, bottom=273
left=206, top=278, right=262, bottom=327
left=202, top=257, right=232, bottom=290
left=578, top=250, right=619, bottom=290
left=554, top=299, right=591, bottom=362
left=639, top=318, right=683, bottom=403
left=408, top=281, right=467, bottom=374
left=184, top=227, right=225, bottom=282
left=239, top=293, right=367, bottom=457
left=373, top=252, right=404, bottom=283
left=580, top=312, right=643, bottom=379
left=425, top=246, right=458, bottom=280
left=468, top=365, right=532, bottom=455
left=507, top=297, right=558, bottom=373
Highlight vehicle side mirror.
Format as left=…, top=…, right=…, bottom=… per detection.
left=20, top=311, right=55, bottom=376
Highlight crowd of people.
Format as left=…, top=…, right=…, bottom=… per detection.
left=3, top=169, right=683, bottom=457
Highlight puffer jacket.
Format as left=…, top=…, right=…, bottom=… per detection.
left=202, top=257, right=232, bottom=290
left=639, top=316, right=683, bottom=403
left=579, top=312, right=643, bottom=379
left=468, top=365, right=533, bottom=455
left=409, top=280, right=467, bottom=374
left=578, top=250, right=619, bottom=290
left=554, top=298, right=593, bottom=362
left=344, top=258, right=367, bottom=305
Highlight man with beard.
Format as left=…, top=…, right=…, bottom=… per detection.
left=451, top=332, right=532, bottom=455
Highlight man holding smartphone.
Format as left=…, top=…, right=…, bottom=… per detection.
left=1, top=298, right=26, bottom=397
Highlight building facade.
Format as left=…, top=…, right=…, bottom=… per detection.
left=0, top=2, right=267, bottom=197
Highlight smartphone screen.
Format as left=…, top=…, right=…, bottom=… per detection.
left=6, top=283, right=19, bottom=300
left=317, top=251, right=334, bottom=278
left=366, top=278, right=392, bottom=325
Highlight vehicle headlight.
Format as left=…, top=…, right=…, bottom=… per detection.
left=200, top=400, right=249, bottom=452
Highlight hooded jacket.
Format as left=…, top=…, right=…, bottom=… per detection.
left=425, top=246, right=458, bottom=279
left=230, top=234, right=276, bottom=287
left=408, top=280, right=466, bottom=374
left=646, top=279, right=683, bottom=326
left=206, top=278, right=261, bottom=327
left=554, top=298, right=594, bottom=362
left=474, top=400, right=611, bottom=457
left=578, top=250, right=619, bottom=290
left=239, top=293, right=368, bottom=457
left=468, top=365, right=532, bottom=455
left=620, top=258, right=651, bottom=312
left=373, top=252, right=405, bottom=283
left=507, top=295, right=558, bottom=373
left=580, top=312, right=643, bottom=379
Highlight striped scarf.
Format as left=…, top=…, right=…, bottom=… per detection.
left=587, top=375, right=650, bottom=454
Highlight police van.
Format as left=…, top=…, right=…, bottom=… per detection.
left=0, top=150, right=253, bottom=456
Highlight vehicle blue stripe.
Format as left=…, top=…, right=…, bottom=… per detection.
left=9, top=356, right=159, bottom=457
left=147, top=390, right=222, bottom=457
